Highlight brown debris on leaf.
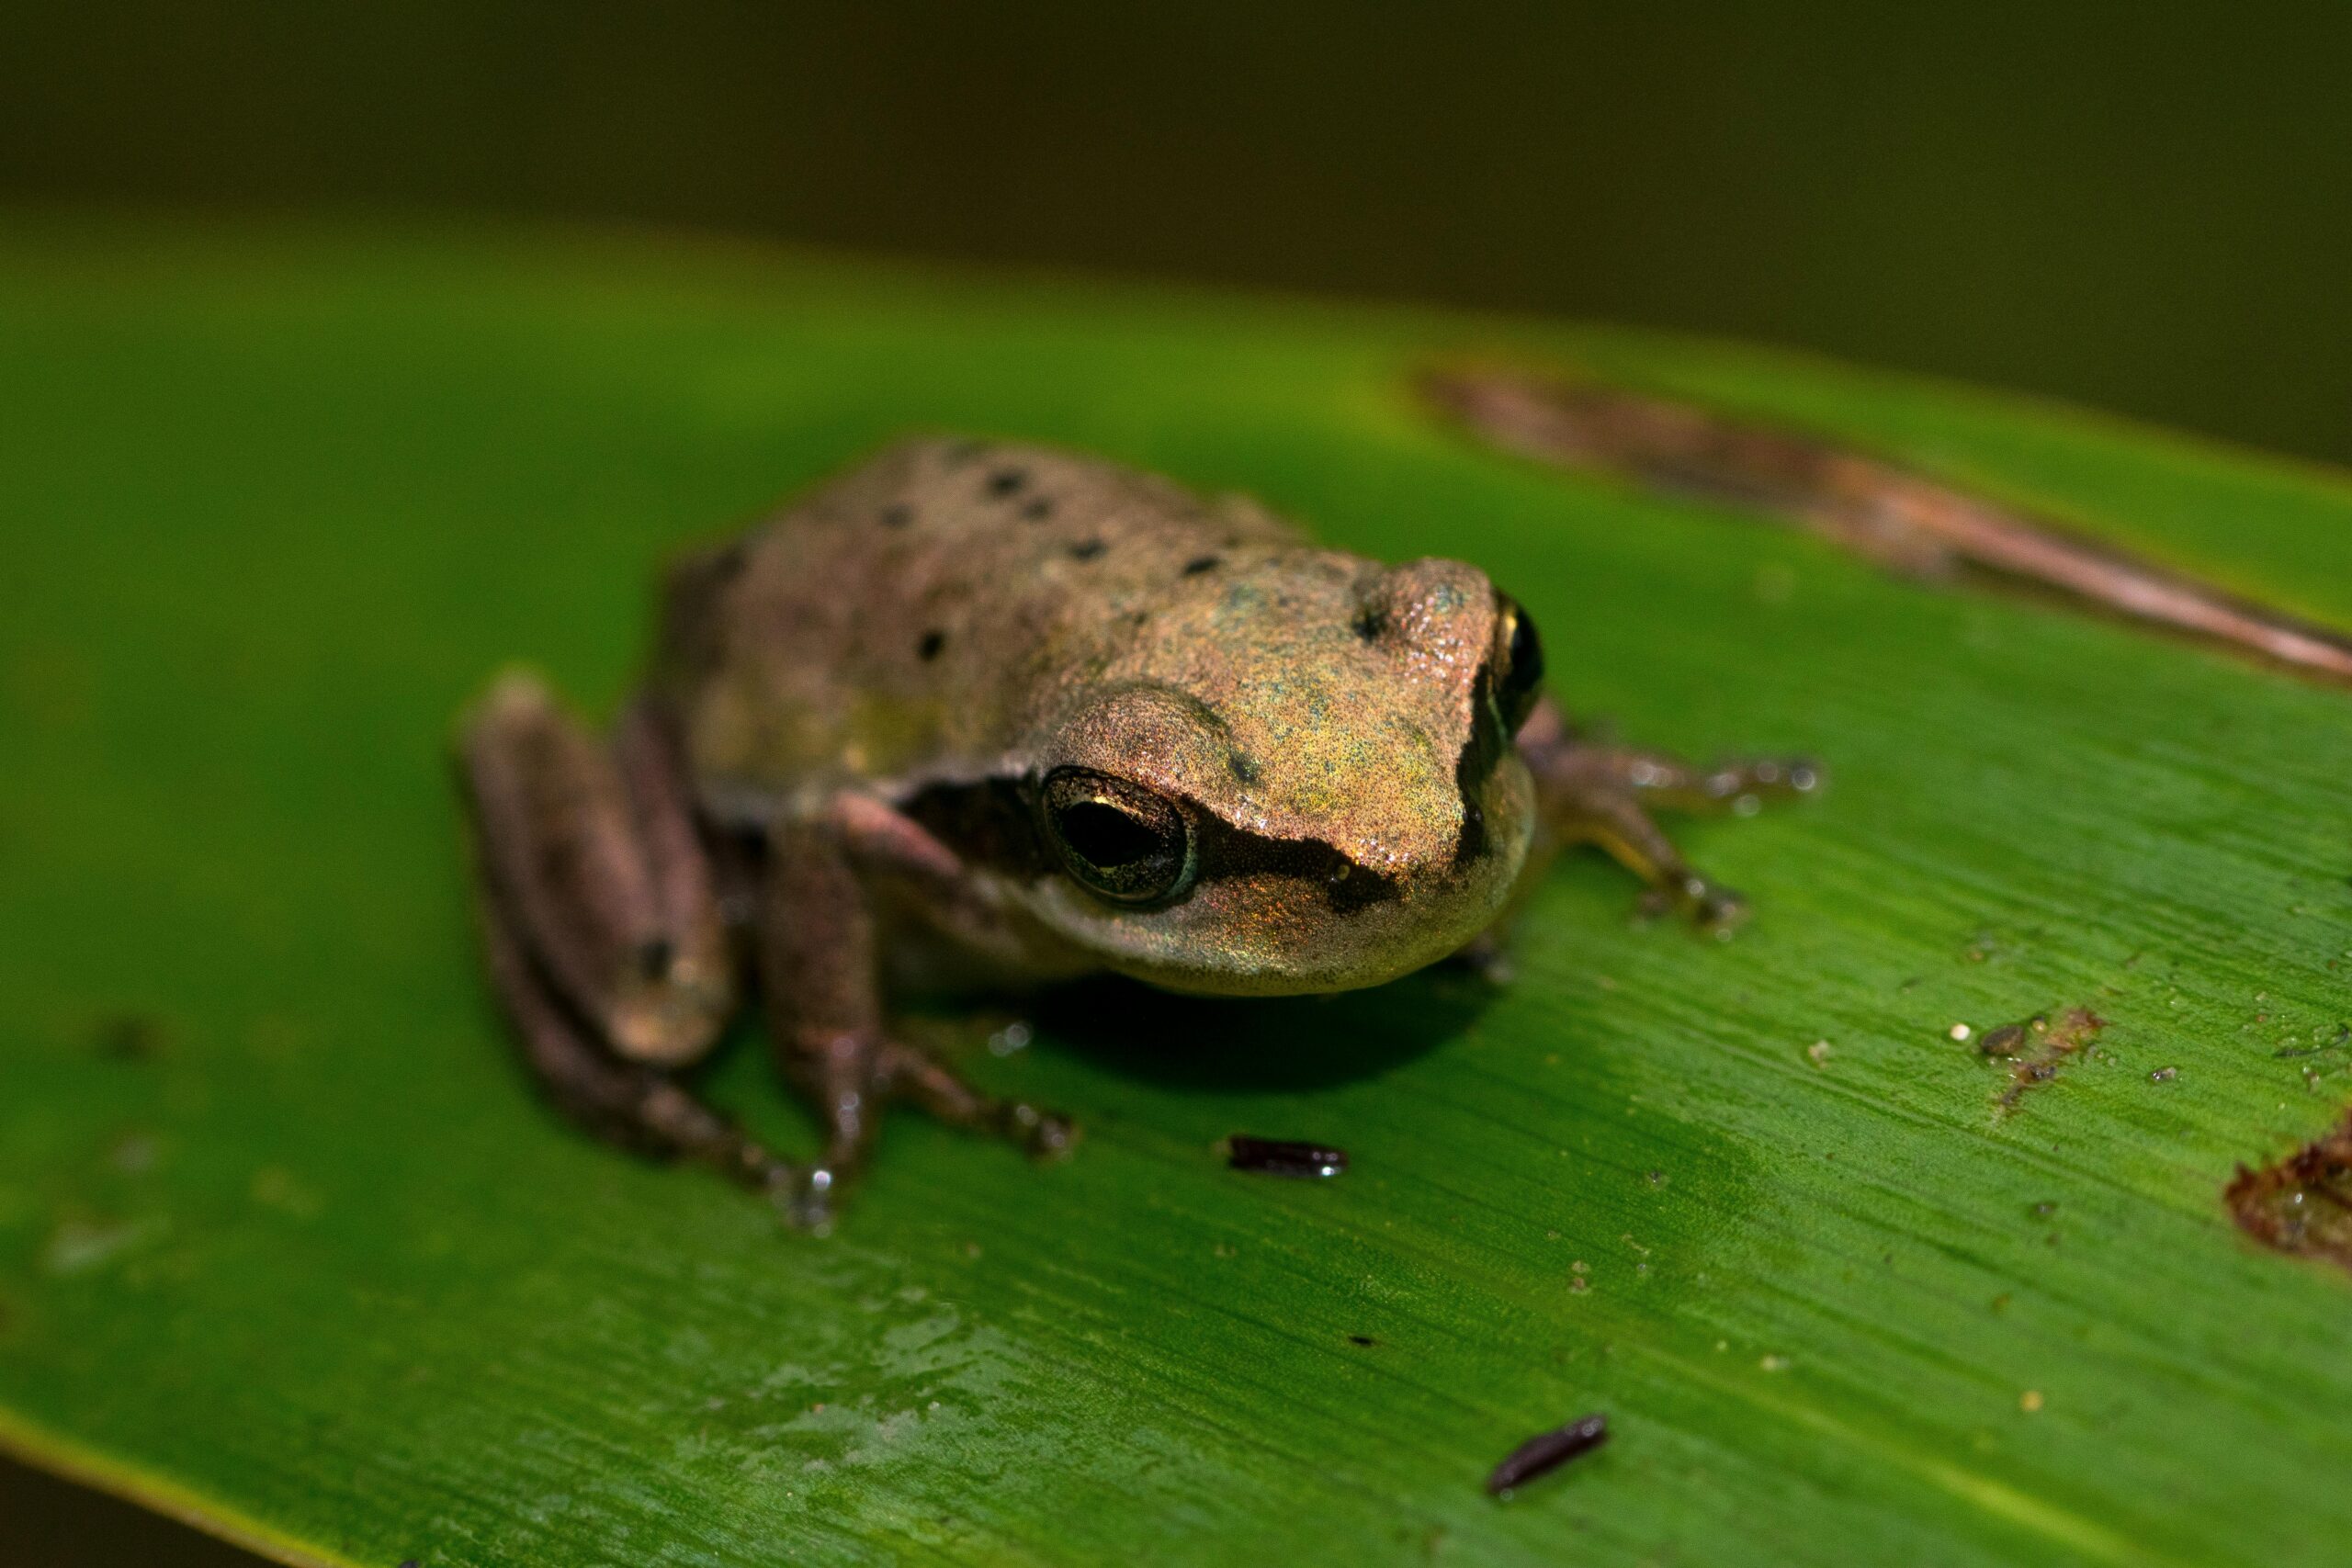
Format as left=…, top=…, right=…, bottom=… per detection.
left=1977, top=1007, right=2108, bottom=1113
left=1487, top=1413, right=1610, bottom=1496
left=1419, top=367, right=2352, bottom=691
left=2227, top=1116, right=2352, bottom=1273
left=1225, top=1135, right=1349, bottom=1179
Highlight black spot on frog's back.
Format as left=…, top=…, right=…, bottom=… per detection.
left=1069, top=538, right=1107, bottom=562
left=90, top=1012, right=166, bottom=1061
left=917, top=630, right=946, bottom=661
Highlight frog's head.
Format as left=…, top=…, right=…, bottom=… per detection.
left=1012, top=553, right=1542, bottom=995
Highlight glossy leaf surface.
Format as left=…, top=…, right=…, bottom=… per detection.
left=4, top=223, right=2350, bottom=1566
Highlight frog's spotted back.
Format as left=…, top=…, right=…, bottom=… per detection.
left=659, top=438, right=1512, bottom=874
left=657, top=437, right=1297, bottom=793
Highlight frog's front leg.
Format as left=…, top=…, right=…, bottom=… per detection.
left=757, top=804, right=1074, bottom=1229
left=1516, top=696, right=1819, bottom=930
left=460, top=673, right=796, bottom=1193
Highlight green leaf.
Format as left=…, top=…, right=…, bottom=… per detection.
left=5, top=220, right=2350, bottom=1567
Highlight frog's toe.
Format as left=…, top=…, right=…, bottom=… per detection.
left=1701, top=755, right=1824, bottom=811
left=777, top=1165, right=842, bottom=1235
left=1004, top=1102, right=1080, bottom=1161
left=1636, top=872, right=1749, bottom=934
left=1690, top=879, right=1751, bottom=936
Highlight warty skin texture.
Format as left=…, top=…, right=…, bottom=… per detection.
left=652, top=438, right=1537, bottom=997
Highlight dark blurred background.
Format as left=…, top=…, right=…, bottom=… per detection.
left=7, top=0, right=2352, bottom=466
left=4, top=1, right=2347, bottom=1560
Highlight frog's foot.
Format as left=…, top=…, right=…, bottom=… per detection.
left=778, top=1028, right=1075, bottom=1232
left=460, top=672, right=769, bottom=1185
left=1442, top=930, right=1517, bottom=985
left=756, top=811, right=1075, bottom=1230
left=885, top=1041, right=1077, bottom=1160
left=1518, top=698, right=1819, bottom=932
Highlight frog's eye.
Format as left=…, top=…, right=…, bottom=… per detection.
left=1493, top=594, right=1546, bottom=733
left=1040, top=767, right=1196, bottom=905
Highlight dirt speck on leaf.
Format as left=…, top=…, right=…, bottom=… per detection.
left=41, top=1213, right=162, bottom=1277
left=2226, top=1115, right=2352, bottom=1272
left=1980, top=1008, right=2108, bottom=1113
left=89, top=1012, right=165, bottom=1061
left=1224, top=1136, right=1348, bottom=1179
left=1418, top=367, right=2352, bottom=691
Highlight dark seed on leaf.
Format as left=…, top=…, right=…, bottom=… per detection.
left=91, top=1013, right=164, bottom=1061
left=1487, top=1413, right=1609, bottom=1495
left=1226, top=1135, right=1348, bottom=1179
left=1978, top=1021, right=2032, bottom=1057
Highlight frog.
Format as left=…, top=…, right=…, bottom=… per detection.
left=458, top=437, right=1816, bottom=1226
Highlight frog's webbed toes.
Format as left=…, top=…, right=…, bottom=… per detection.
left=1636, top=871, right=1750, bottom=935
left=883, top=1040, right=1078, bottom=1162
left=1603, top=748, right=1824, bottom=816
left=997, top=1099, right=1080, bottom=1161
left=1522, top=725, right=1807, bottom=932
left=1701, top=756, right=1823, bottom=814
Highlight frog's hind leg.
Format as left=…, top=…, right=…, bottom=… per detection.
left=1516, top=696, right=1819, bottom=931
left=459, top=672, right=791, bottom=1192
left=756, top=814, right=1073, bottom=1230
left=476, top=893, right=795, bottom=1192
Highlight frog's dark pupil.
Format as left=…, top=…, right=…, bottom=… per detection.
left=1497, top=602, right=1545, bottom=733
left=1040, top=766, right=1193, bottom=902
left=1057, top=801, right=1160, bottom=869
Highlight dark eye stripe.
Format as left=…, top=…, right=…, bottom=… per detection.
left=1495, top=599, right=1545, bottom=733
left=900, top=776, right=1399, bottom=914
left=1182, top=812, right=1400, bottom=913
left=1451, top=660, right=1506, bottom=869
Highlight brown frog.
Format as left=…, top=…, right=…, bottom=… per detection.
left=458, top=439, right=1815, bottom=1225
